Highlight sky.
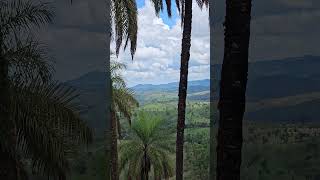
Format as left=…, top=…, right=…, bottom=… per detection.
left=114, top=0, right=210, bottom=86
left=36, top=0, right=320, bottom=86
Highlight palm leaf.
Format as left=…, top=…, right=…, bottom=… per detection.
left=5, top=36, right=53, bottom=83
left=119, top=113, right=174, bottom=179
left=175, top=0, right=208, bottom=25
left=0, top=0, right=53, bottom=37
left=111, top=60, right=138, bottom=127
left=10, top=79, right=92, bottom=177
left=111, top=0, right=137, bottom=58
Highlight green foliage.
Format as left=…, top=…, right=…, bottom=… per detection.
left=70, top=143, right=107, bottom=180
left=111, top=0, right=137, bottom=58
left=119, top=112, right=175, bottom=179
left=8, top=80, right=92, bottom=177
left=0, top=0, right=53, bottom=36
left=111, top=59, right=139, bottom=135
left=185, top=129, right=210, bottom=180
left=0, top=0, right=54, bottom=83
left=0, top=1, right=92, bottom=178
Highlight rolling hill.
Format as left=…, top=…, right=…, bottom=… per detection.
left=66, top=55, right=320, bottom=134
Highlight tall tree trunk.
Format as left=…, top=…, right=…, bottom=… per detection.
left=0, top=37, right=18, bottom=180
left=106, top=0, right=112, bottom=179
left=111, top=110, right=119, bottom=180
left=142, top=148, right=149, bottom=180
left=216, top=0, right=252, bottom=179
left=176, top=0, right=192, bottom=179
left=209, top=0, right=216, bottom=178
left=59, top=174, right=66, bottom=180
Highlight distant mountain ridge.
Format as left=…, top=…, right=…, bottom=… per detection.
left=132, top=79, right=210, bottom=93
left=131, top=55, right=320, bottom=101
left=65, top=55, right=320, bottom=133
left=66, top=55, right=320, bottom=95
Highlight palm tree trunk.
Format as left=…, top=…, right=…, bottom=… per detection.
left=143, top=150, right=149, bottom=180
left=0, top=37, right=18, bottom=180
left=59, top=174, right=66, bottom=180
left=216, top=0, right=252, bottom=179
left=209, top=1, right=216, bottom=178
left=106, top=0, right=113, bottom=179
left=0, top=153, right=18, bottom=180
left=111, top=110, right=119, bottom=180
left=176, top=0, right=193, bottom=179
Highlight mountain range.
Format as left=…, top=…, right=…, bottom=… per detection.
left=66, top=55, right=320, bottom=134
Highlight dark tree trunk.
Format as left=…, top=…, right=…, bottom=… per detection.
left=216, top=0, right=252, bottom=179
left=142, top=148, right=149, bottom=180
left=209, top=1, right=216, bottom=178
left=0, top=152, right=18, bottom=180
left=111, top=110, right=119, bottom=180
left=176, top=0, right=192, bottom=179
left=106, top=0, right=112, bottom=179
left=59, top=174, right=66, bottom=180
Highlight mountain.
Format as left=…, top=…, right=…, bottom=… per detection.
left=132, top=55, right=320, bottom=101
left=132, top=79, right=210, bottom=93
left=65, top=55, right=320, bottom=134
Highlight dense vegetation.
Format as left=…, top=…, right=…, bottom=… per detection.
left=69, top=88, right=320, bottom=179
left=2, top=0, right=318, bottom=179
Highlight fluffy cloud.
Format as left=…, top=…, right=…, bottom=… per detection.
left=35, top=0, right=319, bottom=84
left=116, top=0, right=210, bottom=86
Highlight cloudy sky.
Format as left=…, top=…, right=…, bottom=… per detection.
left=115, top=0, right=210, bottom=86
left=38, top=0, right=320, bottom=86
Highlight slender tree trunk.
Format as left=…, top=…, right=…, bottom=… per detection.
left=143, top=149, right=149, bottom=180
left=0, top=36, right=18, bottom=180
left=58, top=174, right=66, bottom=180
left=216, top=0, right=252, bottom=179
left=176, top=0, right=192, bottom=179
left=209, top=0, right=216, bottom=178
left=111, top=110, right=119, bottom=180
left=106, top=0, right=112, bottom=178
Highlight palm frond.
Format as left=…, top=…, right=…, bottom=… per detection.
left=119, top=113, right=174, bottom=179
left=111, top=60, right=127, bottom=73
left=10, top=79, right=92, bottom=177
left=149, top=0, right=172, bottom=17
left=111, top=0, right=137, bottom=58
left=5, top=36, right=53, bottom=83
left=175, top=0, right=208, bottom=25
left=148, top=146, right=174, bottom=178
left=113, top=87, right=138, bottom=120
left=0, top=0, right=54, bottom=36
left=165, top=0, right=172, bottom=17
left=195, top=0, right=209, bottom=9
left=111, top=60, right=138, bottom=126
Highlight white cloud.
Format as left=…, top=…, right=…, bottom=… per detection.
left=115, top=0, right=210, bottom=86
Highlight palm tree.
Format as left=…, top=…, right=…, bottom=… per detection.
left=109, top=1, right=172, bottom=178
left=110, top=0, right=138, bottom=58
left=0, top=0, right=52, bottom=179
left=110, top=59, right=139, bottom=180
left=71, top=1, right=172, bottom=179
left=109, top=1, right=173, bottom=178
left=110, top=0, right=172, bottom=58
left=0, top=1, right=92, bottom=179
left=6, top=80, right=92, bottom=180
left=119, top=112, right=174, bottom=180
left=216, top=0, right=252, bottom=179
left=174, top=0, right=208, bottom=179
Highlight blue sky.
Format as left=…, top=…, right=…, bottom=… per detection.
left=117, top=0, right=210, bottom=86
left=41, top=0, right=320, bottom=85
left=137, top=0, right=178, bottom=28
